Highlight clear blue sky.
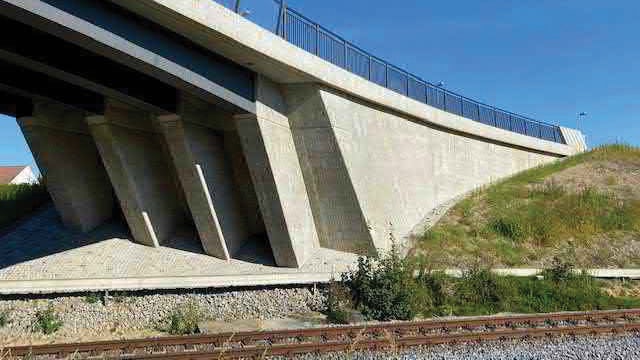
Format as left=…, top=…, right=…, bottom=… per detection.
left=2, top=0, right=638, bottom=169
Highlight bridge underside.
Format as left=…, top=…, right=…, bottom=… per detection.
left=0, top=0, right=581, bottom=276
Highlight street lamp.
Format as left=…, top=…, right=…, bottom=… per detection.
left=576, top=112, right=587, bottom=130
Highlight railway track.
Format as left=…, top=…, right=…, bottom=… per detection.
left=4, top=309, right=640, bottom=359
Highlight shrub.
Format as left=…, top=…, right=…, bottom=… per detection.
left=0, top=181, right=50, bottom=230
left=453, top=268, right=517, bottom=315
left=415, top=270, right=448, bottom=316
left=34, top=306, right=63, bottom=335
left=165, top=303, right=201, bottom=335
left=342, top=248, right=423, bottom=321
left=325, top=281, right=353, bottom=324
left=84, top=293, right=101, bottom=304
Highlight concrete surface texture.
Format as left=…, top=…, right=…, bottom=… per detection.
left=235, top=77, right=319, bottom=268
left=0, top=206, right=356, bottom=294
left=1, top=0, right=589, bottom=279
left=157, top=97, right=250, bottom=260
left=17, top=102, right=114, bottom=232
left=284, top=84, right=560, bottom=254
left=87, top=101, right=189, bottom=248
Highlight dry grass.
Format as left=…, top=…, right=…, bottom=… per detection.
left=414, top=144, right=640, bottom=268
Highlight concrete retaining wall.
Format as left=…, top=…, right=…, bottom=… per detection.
left=284, top=84, right=560, bottom=254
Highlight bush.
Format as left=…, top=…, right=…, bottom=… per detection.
left=325, top=281, right=353, bottom=324
left=84, top=293, right=101, bottom=304
left=0, top=181, right=49, bottom=230
left=342, top=248, right=423, bottom=321
left=34, top=306, right=63, bottom=335
left=165, top=303, right=201, bottom=335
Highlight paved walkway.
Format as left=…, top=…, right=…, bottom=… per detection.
left=0, top=206, right=357, bottom=293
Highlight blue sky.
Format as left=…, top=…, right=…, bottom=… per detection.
left=1, top=0, right=638, bottom=169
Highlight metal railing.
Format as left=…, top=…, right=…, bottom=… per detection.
left=227, top=1, right=566, bottom=144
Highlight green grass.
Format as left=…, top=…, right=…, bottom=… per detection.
left=0, top=181, right=50, bottom=230
left=416, top=144, right=640, bottom=268
left=335, top=251, right=640, bottom=322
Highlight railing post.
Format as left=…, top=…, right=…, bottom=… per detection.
left=368, top=55, right=372, bottom=81
left=343, top=41, right=347, bottom=69
left=385, top=64, right=389, bottom=88
left=282, top=1, right=288, bottom=39
left=315, top=23, right=320, bottom=55
left=405, top=74, right=409, bottom=96
left=492, top=108, right=497, bottom=126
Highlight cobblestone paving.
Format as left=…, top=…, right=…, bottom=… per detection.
left=0, top=206, right=357, bottom=281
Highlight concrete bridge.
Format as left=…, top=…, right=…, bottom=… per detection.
left=0, top=0, right=586, bottom=269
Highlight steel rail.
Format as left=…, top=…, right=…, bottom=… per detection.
left=5, top=309, right=640, bottom=358
left=113, top=323, right=640, bottom=359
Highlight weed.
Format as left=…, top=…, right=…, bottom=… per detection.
left=84, top=293, right=101, bottom=304
left=33, top=306, right=63, bottom=335
left=164, top=303, right=201, bottom=335
left=325, top=281, right=353, bottom=324
left=0, top=311, right=7, bottom=328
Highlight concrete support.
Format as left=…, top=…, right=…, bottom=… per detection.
left=17, top=102, right=113, bottom=232
left=87, top=102, right=187, bottom=247
left=284, top=84, right=561, bottom=255
left=283, top=85, right=375, bottom=255
left=156, top=98, right=249, bottom=259
left=235, top=76, right=318, bottom=268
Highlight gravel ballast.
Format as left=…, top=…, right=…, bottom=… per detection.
left=0, top=287, right=324, bottom=342
left=286, top=335, right=640, bottom=360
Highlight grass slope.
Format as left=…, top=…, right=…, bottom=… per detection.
left=413, top=144, right=640, bottom=268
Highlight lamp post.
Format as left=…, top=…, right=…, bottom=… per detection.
left=234, top=0, right=241, bottom=13
left=576, top=112, right=587, bottom=131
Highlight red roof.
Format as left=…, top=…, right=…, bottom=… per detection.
left=0, top=166, right=27, bottom=184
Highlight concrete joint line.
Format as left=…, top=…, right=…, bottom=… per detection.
left=195, top=163, right=231, bottom=261
left=141, top=211, right=160, bottom=248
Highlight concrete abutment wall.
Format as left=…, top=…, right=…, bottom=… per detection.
left=281, top=84, right=562, bottom=255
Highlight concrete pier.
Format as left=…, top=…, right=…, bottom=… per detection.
left=87, top=101, right=188, bottom=247
left=17, top=102, right=114, bottom=232
left=157, top=98, right=249, bottom=260
left=235, top=77, right=319, bottom=268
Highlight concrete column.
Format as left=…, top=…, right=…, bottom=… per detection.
left=17, top=102, right=113, bottom=232
left=235, top=76, right=319, bottom=268
left=156, top=104, right=249, bottom=259
left=87, top=101, right=187, bottom=247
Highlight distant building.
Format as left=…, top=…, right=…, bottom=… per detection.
left=0, top=166, right=38, bottom=185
